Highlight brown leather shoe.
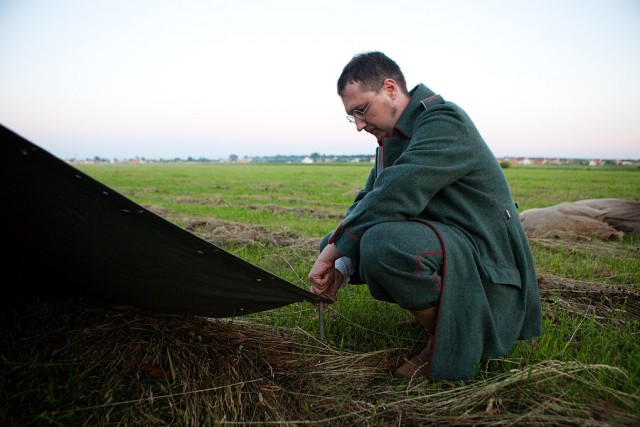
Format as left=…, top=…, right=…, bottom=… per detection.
left=392, top=346, right=431, bottom=379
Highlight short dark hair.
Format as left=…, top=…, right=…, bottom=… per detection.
left=337, top=51, right=408, bottom=97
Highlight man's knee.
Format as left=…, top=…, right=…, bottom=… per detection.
left=359, top=221, right=444, bottom=300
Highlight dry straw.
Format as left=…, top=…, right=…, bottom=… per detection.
left=2, top=299, right=637, bottom=426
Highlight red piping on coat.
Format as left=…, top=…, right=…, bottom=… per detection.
left=393, top=127, right=411, bottom=138
left=328, top=222, right=343, bottom=244
left=345, top=227, right=360, bottom=240
left=433, top=273, right=442, bottom=289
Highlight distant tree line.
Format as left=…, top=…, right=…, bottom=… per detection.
left=70, top=154, right=639, bottom=167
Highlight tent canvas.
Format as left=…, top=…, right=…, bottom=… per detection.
left=1, top=123, right=325, bottom=316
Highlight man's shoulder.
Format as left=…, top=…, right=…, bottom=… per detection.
left=409, top=84, right=449, bottom=112
left=420, top=94, right=444, bottom=109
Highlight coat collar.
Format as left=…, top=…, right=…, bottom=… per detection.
left=392, top=84, right=437, bottom=139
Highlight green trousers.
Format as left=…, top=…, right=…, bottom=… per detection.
left=322, top=220, right=444, bottom=311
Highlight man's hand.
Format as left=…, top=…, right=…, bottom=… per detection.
left=308, top=243, right=343, bottom=307
left=309, top=267, right=343, bottom=308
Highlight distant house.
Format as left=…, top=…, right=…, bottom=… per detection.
left=548, top=157, right=562, bottom=165
left=521, top=158, right=533, bottom=166
left=301, top=156, right=314, bottom=164
left=236, top=156, right=253, bottom=163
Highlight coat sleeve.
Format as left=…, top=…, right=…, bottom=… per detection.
left=329, top=105, right=477, bottom=260
left=319, top=165, right=374, bottom=250
left=345, top=166, right=376, bottom=217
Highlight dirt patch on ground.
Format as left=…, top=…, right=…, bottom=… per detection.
left=532, top=237, right=640, bottom=258
left=529, top=236, right=639, bottom=324
left=144, top=204, right=336, bottom=249
left=246, top=203, right=344, bottom=220
left=537, top=273, right=639, bottom=325
left=175, top=196, right=224, bottom=205
left=185, top=218, right=320, bottom=251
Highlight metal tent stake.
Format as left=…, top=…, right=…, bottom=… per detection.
left=318, top=304, right=325, bottom=341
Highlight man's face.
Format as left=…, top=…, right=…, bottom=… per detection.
left=341, top=81, right=397, bottom=142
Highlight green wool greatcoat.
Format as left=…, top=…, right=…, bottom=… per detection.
left=324, top=84, right=542, bottom=380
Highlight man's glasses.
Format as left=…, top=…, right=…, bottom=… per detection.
left=346, top=92, right=378, bottom=124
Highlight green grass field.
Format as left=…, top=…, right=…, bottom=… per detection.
left=2, top=163, right=639, bottom=425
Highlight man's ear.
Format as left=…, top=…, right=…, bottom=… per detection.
left=382, top=78, right=399, bottom=99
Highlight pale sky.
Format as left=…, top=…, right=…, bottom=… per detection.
left=1, top=0, right=639, bottom=160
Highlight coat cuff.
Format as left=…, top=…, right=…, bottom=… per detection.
left=328, top=222, right=361, bottom=260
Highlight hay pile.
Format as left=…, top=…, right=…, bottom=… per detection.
left=2, top=296, right=638, bottom=426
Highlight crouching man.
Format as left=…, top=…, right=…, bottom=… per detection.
left=309, top=51, right=542, bottom=381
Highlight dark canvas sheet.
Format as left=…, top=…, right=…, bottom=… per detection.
left=1, top=124, right=325, bottom=316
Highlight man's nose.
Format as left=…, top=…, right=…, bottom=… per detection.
left=355, top=117, right=367, bottom=132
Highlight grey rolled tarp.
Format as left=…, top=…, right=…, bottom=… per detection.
left=0, top=123, right=327, bottom=316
